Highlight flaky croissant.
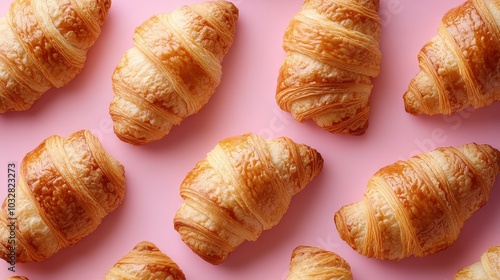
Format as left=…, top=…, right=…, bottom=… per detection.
left=103, top=241, right=186, bottom=280
left=276, top=0, right=382, bottom=135
left=173, top=133, right=323, bottom=264
left=109, top=0, right=238, bottom=145
left=0, top=130, right=126, bottom=262
left=454, top=245, right=500, bottom=280
left=0, top=0, right=111, bottom=113
left=403, top=0, right=500, bottom=115
left=5, top=277, right=28, bottom=280
left=334, top=143, right=500, bottom=260
left=286, top=246, right=353, bottom=280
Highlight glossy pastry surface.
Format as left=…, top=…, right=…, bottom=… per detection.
left=103, top=241, right=185, bottom=280
left=286, top=245, right=353, bottom=280
left=276, top=0, right=382, bottom=135
left=454, top=245, right=500, bottom=280
left=174, top=133, right=323, bottom=264
left=0, top=0, right=111, bottom=112
left=335, top=143, right=500, bottom=260
left=109, top=0, right=238, bottom=145
left=404, top=0, right=500, bottom=115
left=0, top=130, right=126, bottom=262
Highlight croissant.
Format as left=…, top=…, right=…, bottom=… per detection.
left=403, top=0, right=500, bottom=115
left=286, top=246, right=353, bottom=280
left=275, top=0, right=382, bottom=135
left=0, top=130, right=126, bottom=262
left=5, top=277, right=28, bottom=280
left=334, top=143, right=500, bottom=260
left=109, top=1, right=238, bottom=145
left=454, top=245, right=500, bottom=280
left=103, top=241, right=186, bottom=280
left=173, top=133, right=323, bottom=264
left=0, top=0, right=111, bottom=113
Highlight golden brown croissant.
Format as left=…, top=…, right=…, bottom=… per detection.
left=109, top=0, right=238, bottom=145
left=0, top=130, right=126, bottom=262
left=275, top=0, right=382, bottom=135
left=173, top=133, right=323, bottom=264
left=5, top=277, right=28, bottom=280
left=0, top=0, right=111, bottom=113
left=286, top=246, right=353, bottom=280
left=454, top=245, right=500, bottom=280
left=403, top=0, right=500, bottom=115
left=334, top=143, right=500, bottom=260
left=103, top=241, right=186, bottom=280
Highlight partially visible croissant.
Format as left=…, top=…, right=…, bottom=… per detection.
left=0, top=0, right=111, bottom=113
left=454, top=245, right=500, bottom=280
left=103, top=241, right=186, bottom=280
left=276, top=0, right=382, bottom=135
left=403, top=0, right=500, bottom=115
left=286, top=246, right=353, bottom=280
left=174, top=133, right=323, bottom=264
left=109, top=0, right=238, bottom=145
left=334, top=143, right=500, bottom=260
left=5, top=277, right=28, bottom=280
left=0, top=130, right=126, bottom=262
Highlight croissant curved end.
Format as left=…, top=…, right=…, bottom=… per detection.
left=333, top=205, right=361, bottom=254
left=403, top=90, right=422, bottom=115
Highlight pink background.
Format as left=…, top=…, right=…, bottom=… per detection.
left=1, top=0, right=500, bottom=279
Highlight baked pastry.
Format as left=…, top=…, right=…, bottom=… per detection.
left=0, top=130, right=126, bottom=262
left=454, top=245, right=500, bottom=280
left=5, top=277, right=29, bottom=280
left=286, top=246, right=353, bottom=280
left=109, top=0, right=238, bottom=145
left=174, top=133, right=323, bottom=264
left=0, top=0, right=111, bottom=113
left=276, top=0, right=382, bottom=135
left=334, top=143, right=500, bottom=260
left=103, top=241, right=185, bottom=280
left=403, top=0, right=500, bottom=115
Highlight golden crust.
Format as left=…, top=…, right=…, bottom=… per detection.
left=404, top=0, right=500, bottom=115
left=276, top=0, right=381, bottom=135
left=454, top=245, right=500, bottom=280
left=335, top=143, right=500, bottom=260
left=286, top=246, right=353, bottom=280
left=0, top=0, right=111, bottom=112
left=109, top=0, right=238, bottom=145
left=103, top=241, right=185, bottom=280
left=0, top=130, right=126, bottom=262
left=173, top=133, right=323, bottom=264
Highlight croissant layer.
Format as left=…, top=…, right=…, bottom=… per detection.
left=103, top=241, right=185, bottom=280
left=454, top=245, right=500, bottom=280
left=174, top=133, right=323, bottom=264
left=276, top=0, right=382, bottom=135
left=404, top=0, right=500, bottom=115
left=0, top=0, right=111, bottom=112
left=0, top=130, right=126, bottom=262
left=286, top=246, right=353, bottom=280
left=335, top=143, right=500, bottom=260
left=109, top=0, right=238, bottom=145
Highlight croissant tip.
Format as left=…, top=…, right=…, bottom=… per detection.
left=133, top=241, right=159, bottom=251
left=173, top=219, right=228, bottom=265
left=333, top=210, right=346, bottom=237
left=112, top=127, right=149, bottom=146
left=334, top=207, right=360, bottom=254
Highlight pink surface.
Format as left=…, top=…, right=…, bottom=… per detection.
left=1, top=0, right=500, bottom=279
